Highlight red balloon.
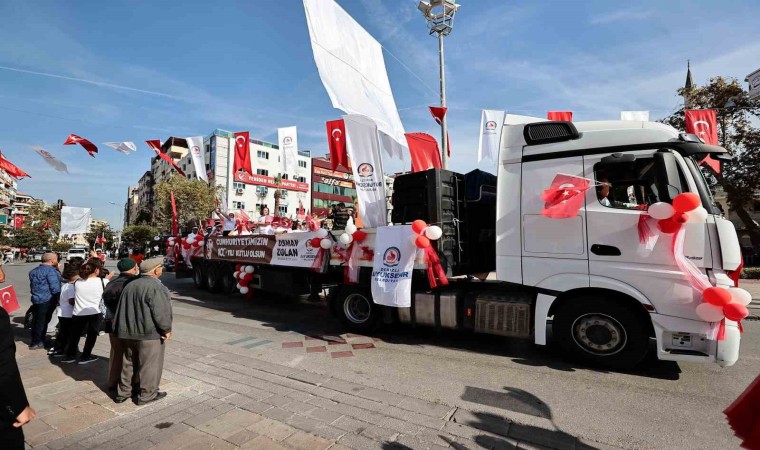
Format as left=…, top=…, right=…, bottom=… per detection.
left=240, top=272, right=251, bottom=281
left=656, top=218, right=681, bottom=234
left=672, top=193, right=701, bottom=213
left=195, top=235, right=204, bottom=241
left=411, top=220, right=427, bottom=234
left=352, top=230, right=367, bottom=243
left=702, top=287, right=732, bottom=307
left=192, top=241, right=200, bottom=247
left=415, top=235, right=431, bottom=248
left=723, top=302, right=749, bottom=322
left=310, top=237, right=322, bottom=248
left=235, top=264, right=243, bottom=272
left=673, top=212, right=689, bottom=224
left=182, top=242, right=191, bottom=249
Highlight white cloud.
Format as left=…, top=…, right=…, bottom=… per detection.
left=589, top=8, right=652, bottom=25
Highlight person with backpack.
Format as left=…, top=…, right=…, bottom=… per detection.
left=62, top=262, right=108, bottom=365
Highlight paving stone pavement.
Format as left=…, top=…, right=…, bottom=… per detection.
left=12, top=315, right=617, bottom=449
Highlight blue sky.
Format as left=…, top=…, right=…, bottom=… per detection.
left=1, top=0, right=758, bottom=229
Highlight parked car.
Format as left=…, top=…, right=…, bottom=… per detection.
left=26, top=251, right=45, bottom=263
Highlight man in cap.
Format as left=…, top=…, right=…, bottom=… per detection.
left=112, top=257, right=172, bottom=404
left=101, top=258, right=141, bottom=394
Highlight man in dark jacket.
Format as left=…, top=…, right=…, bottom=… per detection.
left=101, top=258, right=140, bottom=393
left=113, top=257, right=172, bottom=405
left=28, top=253, right=61, bottom=349
left=0, top=306, right=35, bottom=449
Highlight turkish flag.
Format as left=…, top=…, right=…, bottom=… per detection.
left=0, top=151, right=30, bottom=180
left=63, top=134, right=98, bottom=157
left=428, top=106, right=451, bottom=157
left=405, top=133, right=442, bottom=172
left=540, top=174, right=590, bottom=219
left=0, top=285, right=20, bottom=313
left=326, top=120, right=348, bottom=170
left=147, top=140, right=186, bottom=176
left=233, top=132, right=252, bottom=174
left=547, top=111, right=573, bottom=122
left=13, top=215, right=23, bottom=229
left=170, top=192, right=179, bottom=236
left=685, top=109, right=720, bottom=173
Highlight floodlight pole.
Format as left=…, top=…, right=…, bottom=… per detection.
left=438, top=32, right=448, bottom=169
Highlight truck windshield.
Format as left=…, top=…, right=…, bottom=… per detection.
left=682, top=156, right=720, bottom=214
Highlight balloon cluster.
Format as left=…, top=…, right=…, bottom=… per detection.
left=337, top=222, right=368, bottom=247
left=166, top=234, right=205, bottom=249
left=410, top=220, right=443, bottom=248
left=308, top=228, right=335, bottom=250
left=647, top=193, right=708, bottom=234
left=696, top=286, right=751, bottom=323
left=233, top=264, right=255, bottom=295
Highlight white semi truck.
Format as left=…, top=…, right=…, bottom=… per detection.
left=187, top=120, right=742, bottom=369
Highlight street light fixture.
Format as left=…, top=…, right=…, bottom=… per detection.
left=418, top=0, right=460, bottom=169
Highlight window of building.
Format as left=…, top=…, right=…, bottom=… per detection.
left=281, top=174, right=289, bottom=180
left=256, top=169, right=269, bottom=176
left=255, top=203, right=267, bottom=214
left=233, top=201, right=245, bottom=210
left=233, top=182, right=246, bottom=190
left=295, top=176, right=306, bottom=183
left=593, top=154, right=687, bottom=210
left=298, top=160, right=307, bottom=168
left=278, top=206, right=287, bottom=214
left=257, top=150, right=269, bottom=159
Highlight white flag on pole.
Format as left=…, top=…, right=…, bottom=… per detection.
left=371, top=225, right=416, bottom=307
left=620, top=111, right=650, bottom=121
left=344, top=114, right=387, bottom=228
left=103, top=141, right=137, bottom=155
left=31, top=146, right=68, bottom=173
left=477, top=110, right=506, bottom=162
left=186, top=136, right=208, bottom=182
left=278, top=126, right=298, bottom=177
left=60, top=206, right=91, bottom=236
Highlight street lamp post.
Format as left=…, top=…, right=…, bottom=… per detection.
left=418, top=0, right=460, bottom=170
left=108, top=201, right=124, bottom=248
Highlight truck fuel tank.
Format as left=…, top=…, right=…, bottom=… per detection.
left=398, top=290, right=461, bottom=330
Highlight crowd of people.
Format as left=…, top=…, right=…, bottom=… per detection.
left=0, top=251, right=174, bottom=448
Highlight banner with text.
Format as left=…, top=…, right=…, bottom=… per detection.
left=186, top=136, right=208, bottom=182
left=477, top=109, right=505, bottom=162
left=207, top=232, right=321, bottom=268
left=371, top=225, right=415, bottom=308
left=344, top=114, right=387, bottom=228
left=278, top=126, right=298, bottom=177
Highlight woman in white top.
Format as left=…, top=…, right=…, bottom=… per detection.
left=48, top=260, right=82, bottom=357
left=256, top=206, right=274, bottom=235
left=63, top=261, right=109, bottom=364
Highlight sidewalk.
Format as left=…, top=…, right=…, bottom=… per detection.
left=741, top=279, right=760, bottom=320
left=12, top=324, right=610, bottom=450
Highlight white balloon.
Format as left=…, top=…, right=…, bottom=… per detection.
left=244, top=265, right=254, bottom=273
left=424, top=225, right=443, bottom=241
left=648, top=202, right=675, bottom=220
left=320, top=238, right=333, bottom=249
left=728, top=287, right=752, bottom=306
left=186, top=237, right=195, bottom=245
left=339, top=233, right=353, bottom=245
left=686, top=206, right=708, bottom=223
left=233, top=271, right=239, bottom=278
left=345, top=224, right=357, bottom=235
left=695, top=302, right=725, bottom=322
left=168, top=237, right=175, bottom=243
left=316, top=228, right=329, bottom=239
left=236, top=283, right=241, bottom=290
left=240, top=286, right=249, bottom=294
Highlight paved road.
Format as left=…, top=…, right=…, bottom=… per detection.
left=8, top=261, right=757, bottom=449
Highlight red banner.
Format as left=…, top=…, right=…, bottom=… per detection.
left=13, top=215, right=23, bottom=229
left=147, top=140, right=186, bottom=176
left=547, top=111, right=573, bottom=122
left=405, top=133, right=442, bottom=172
left=233, top=171, right=309, bottom=192
left=233, top=131, right=252, bottom=174
left=0, top=151, right=30, bottom=180
left=685, top=109, right=720, bottom=173
left=428, top=106, right=451, bottom=157
left=63, top=134, right=98, bottom=157
left=0, top=285, right=20, bottom=313
left=170, top=192, right=178, bottom=236
left=326, top=120, right=348, bottom=170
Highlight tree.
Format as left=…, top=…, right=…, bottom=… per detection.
left=51, top=241, right=73, bottom=252
left=122, top=224, right=158, bottom=247
left=661, top=76, right=760, bottom=250
left=26, top=200, right=62, bottom=233
left=85, top=224, right=115, bottom=249
left=154, top=174, right=221, bottom=233
left=11, top=226, right=50, bottom=250
left=273, top=176, right=282, bottom=217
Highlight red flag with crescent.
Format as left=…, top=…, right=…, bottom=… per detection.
left=540, top=174, right=591, bottom=219
left=326, top=120, right=348, bottom=170
left=685, top=109, right=720, bottom=173
left=233, top=131, right=252, bottom=174
left=428, top=106, right=451, bottom=157
left=147, top=140, right=186, bottom=176
left=13, top=215, right=23, bottom=229
left=405, top=132, right=442, bottom=172
left=0, top=150, right=30, bottom=180
left=0, top=285, right=20, bottom=313
left=547, top=111, right=573, bottom=122
left=63, top=134, right=98, bottom=157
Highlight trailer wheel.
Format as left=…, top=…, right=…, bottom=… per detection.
left=335, top=286, right=380, bottom=332
left=193, top=265, right=206, bottom=290
left=553, top=296, right=649, bottom=370
left=206, top=264, right=221, bottom=292
left=219, top=264, right=236, bottom=294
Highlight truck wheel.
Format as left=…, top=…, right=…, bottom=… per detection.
left=219, top=265, right=236, bottom=294
left=335, top=286, right=380, bottom=332
left=206, top=264, right=221, bottom=292
left=553, top=296, right=649, bottom=370
left=193, top=265, right=206, bottom=289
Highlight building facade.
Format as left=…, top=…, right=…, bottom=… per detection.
left=0, top=170, right=17, bottom=228
left=310, top=156, right=356, bottom=216
left=124, top=186, right=139, bottom=227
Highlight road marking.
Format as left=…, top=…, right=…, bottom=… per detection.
left=226, top=336, right=258, bottom=345
left=243, top=340, right=272, bottom=349
left=306, top=346, right=327, bottom=353
left=282, top=341, right=304, bottom=348
left=330, top=351, right=354, bottom=358
left=351, top=343, right=375, bottom=350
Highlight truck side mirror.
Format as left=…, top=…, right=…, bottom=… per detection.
left=653, top=151, right=680, bottom=203
left=600, top=153, right=635, bottom=165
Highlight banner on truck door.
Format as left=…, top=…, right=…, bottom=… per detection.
left=207, top=233, right=322, bottom=267
left=371, top=225, right=416, bottom=308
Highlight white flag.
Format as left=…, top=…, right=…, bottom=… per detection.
left=103, top=141, right=137, bottom=155
left=32, top=146, right=68, bottom=173
left=477, top=110, right=506, bottom=162
left=186, top=136, right=208, bottom=182
left=278, top=126, right=298, bottom=177
left=620, top=111, right=650, bottom=121
left=60, top=206, right=91, bottom=236
left=344, top=114, right=387, bottom=228
left=371, top=225, right=416, bottom=307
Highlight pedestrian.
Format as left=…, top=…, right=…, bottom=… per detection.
left=0, top=303, right=36, bottom=449
left=47, top=260, right=82, bottom=357
left=113, top=257, right=172, bottom=404
left=332, top=202, right=350, bottom=230
left=28, top=253, right=61, bottom=349
left=101, top=258, right=140, bottom=394
left=62, top=262, right=108, bottom=364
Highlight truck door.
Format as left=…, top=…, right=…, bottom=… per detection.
left=583, top=150, right=705, bottom=318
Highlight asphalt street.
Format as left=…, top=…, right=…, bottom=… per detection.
left=8, top=261, right=758, bottom=449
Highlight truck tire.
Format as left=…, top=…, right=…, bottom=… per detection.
left=219, top=264, right=236, bottom=294
left=334, top=285, right=380, bottom=332
left=206, top=264, right=221, bottom=292
left=193, top=265, right=207, bottom=290
left=552, top=296, right=649, bottom=370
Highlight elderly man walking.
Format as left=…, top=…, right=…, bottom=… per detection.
left=102, top=258, right=140, bottom=393
left=112, top=257, right=172, bottom=404
left=28, top=253, right=61, bottom=349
